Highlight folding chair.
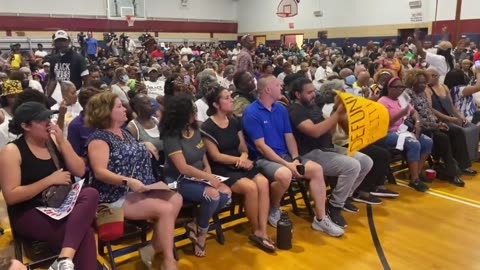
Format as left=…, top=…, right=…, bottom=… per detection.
left=97, top=220, right=152, bottom=270
left=282, top=178, right=315, bottom=217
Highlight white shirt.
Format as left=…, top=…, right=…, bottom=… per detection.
left=51, top=102, right=82, bottom=138
left=128, top=39, right=137, bottom=53
left=29, top=80, right=43, bottom=92
left=111, top=84, right=130, bottom=102
left=277, top=72, right=287, bottom=85
left=232, top=48, right=241, bottom=56
left=314, top=66, right=333, bottom=83
left=144, top=80, right=165, bottom=99
left=35, top=50, right=48, bottom=58
left=0, top=109, right=16, bottom=148
left=180, top=47, right=193, bottom=55
left=195, top=98, right=209, bottom=123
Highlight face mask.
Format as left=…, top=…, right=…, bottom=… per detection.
left=121, top=75, right=129, bottom=83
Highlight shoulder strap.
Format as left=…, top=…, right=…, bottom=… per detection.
left=46, top=139, right=60, bottom=170
left=131, top=120, right=141, bottom=140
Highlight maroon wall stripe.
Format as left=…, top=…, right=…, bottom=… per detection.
left=0, top=16, right=238, bottom=33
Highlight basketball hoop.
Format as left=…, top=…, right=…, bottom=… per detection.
left=126, top=15, right=136, bottom=27
left=276, top=12, right=291, bottom=18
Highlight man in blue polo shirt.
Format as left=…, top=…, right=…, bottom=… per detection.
left=242, top=75, right=343, bottom=237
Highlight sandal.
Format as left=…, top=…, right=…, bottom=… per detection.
left=193, top=231, right=207, bottom=257
left=248, top=234, right=276, bottom=253
left=184, top=223, right=197, bottom=243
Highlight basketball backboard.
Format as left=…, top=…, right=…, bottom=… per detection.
left=107, top=0, right=146, bottom=19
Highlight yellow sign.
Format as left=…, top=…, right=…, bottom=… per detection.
left=336, top=91, right=389, bottom=156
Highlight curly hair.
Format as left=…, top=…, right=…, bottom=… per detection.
left=78, top=87, right=101, bottom=109
left=84, top=91, right=118, bottom=129
left=196, top=69, right=217, bottom=99
left=160, top=94, right=197, bottom=138
left=404, top=69, right=431, bottom=89
left=316, top=79, right=342, bottom=107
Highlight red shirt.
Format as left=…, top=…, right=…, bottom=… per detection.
left=151, top=50, right=164, bottom=58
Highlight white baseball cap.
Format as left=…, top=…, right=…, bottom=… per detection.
left=54, top=30, right=69, bottom=41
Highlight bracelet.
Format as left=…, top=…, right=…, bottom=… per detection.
left=292, top=156, right=301, bottom=162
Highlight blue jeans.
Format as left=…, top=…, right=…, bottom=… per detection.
left=384, top=132, right=433, bottom=162
left=177, top=179, right=230, bottom=232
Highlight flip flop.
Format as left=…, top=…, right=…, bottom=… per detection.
left=248, top=234, right=276, bottom=253
left=193, top=238, right=206, bottom=257
left=184, top=223, right=197, bottom=243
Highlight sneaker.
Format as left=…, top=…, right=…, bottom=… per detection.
left=268, top=207, right=281, bottom=228
left=139, top=244, right=155, bottom=269
left=49, top=258, right=75, bottom=270
left=352, top=194, right=382, bottom=205
left=342, top=198, right=359, bottom=213
left=312, top=216, right=344, bottom=237
left=370, top=188, right=399, bottom=198
left=408, top=180, right=429, bottom=192
left=327, top=203, right=347, bottom=228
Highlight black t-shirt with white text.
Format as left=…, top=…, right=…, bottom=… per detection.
left=289, top=102, right=333, bottom=156
left=50, top=49, right=87, bottom=90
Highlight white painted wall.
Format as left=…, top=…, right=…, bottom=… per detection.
left=146, top=0, right=237, bottom=21
left=2, top=0, right=106, bottom=16
left=237, top=0, right=462, bottom=33
left=460, top=0, right=480, bottom=20
left=1, top=0, right=238, bottom=21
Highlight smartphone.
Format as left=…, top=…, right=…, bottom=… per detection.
left=296, top=165, right=305, bottom=176
left=475, top=60, right=480, bottom=70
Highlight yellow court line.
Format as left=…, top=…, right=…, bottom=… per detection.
left=396, top=179, right=480, bottom=206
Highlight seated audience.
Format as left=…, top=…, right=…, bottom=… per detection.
left=232, top=71, right=256, bottom=118
left=242, top=75, right=344, bottom=236
left=0, top=101, right=98, bottom=270
left=404, top=69, right=465, bottom=186
left=201, top=84, right=275, bottom=251
left=378, top=77, right=433, bottom=192
left=86, top=92, right=182, bottom=270
left=426, top=68, right=480, bottom=168
left=161, top=94, right=231, bottom=257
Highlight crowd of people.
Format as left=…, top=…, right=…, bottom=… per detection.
left=0, top=28, right=479, bottom=270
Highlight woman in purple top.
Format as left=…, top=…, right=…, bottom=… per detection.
left=67, top=87, right=100, bottom=157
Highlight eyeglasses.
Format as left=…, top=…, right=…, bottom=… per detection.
left=390, top=85, right=406, bottom=90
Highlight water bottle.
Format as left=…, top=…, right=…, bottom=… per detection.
left=276, top=211, right=293, bottom=250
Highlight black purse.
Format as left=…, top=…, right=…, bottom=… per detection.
left=403, top=117, right=416, bottom=133
left=41, top=139, right=72, bottom=208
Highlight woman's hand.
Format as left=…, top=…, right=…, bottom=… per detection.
left=207, top=175, right=221, bottom=189
left=438, top=122, right=449, bottom=131
left=450, top=116, right=463, bottom=126
left=415, top=122, right=422, bottom=138
left=126, top=178, right=148, bottom=193
left=49, top=122, right=65, bottom=142
left=47, top=169, right=72, bottom=186
left=236, top=153, right=253, bottom=170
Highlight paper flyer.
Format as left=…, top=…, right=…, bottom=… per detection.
left=36, top=179, right=84, bottom=220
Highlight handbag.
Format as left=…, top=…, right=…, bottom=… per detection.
left=95, top=161, right=137, bottom=241
left=403, top=117, right=416, bottom=133
left=95, top=203, right=125, bottom=241
left=41, top=139, right=72, bottom=208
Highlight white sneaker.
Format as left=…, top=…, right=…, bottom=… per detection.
left=49, top=258, right=75, bottom=270
left=312, top=216, right=344, bottom=237
left=268, top=207, right=281, bottom=228
left=139, top=244, right=155, bottom=269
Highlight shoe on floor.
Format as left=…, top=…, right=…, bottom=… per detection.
left=408, top=180, right=429, bottom=192
left=462, top=168, right=477, bottom=176
left=49, top=258, right=74, bottom=270
left=312, top=216, right=344, bottom=237
left=342, top=197, right=359, bottom=213
left=327, top=203, right=347, bottom=228
left=268, top=207, right=281, bottom=228
left=370, top=188, right=399, bottom=198
left=352, top=193, right=382, bottom=205
left=449, top=176, right=465, bottom=187
left=139, top=244, right=155, bottom=269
